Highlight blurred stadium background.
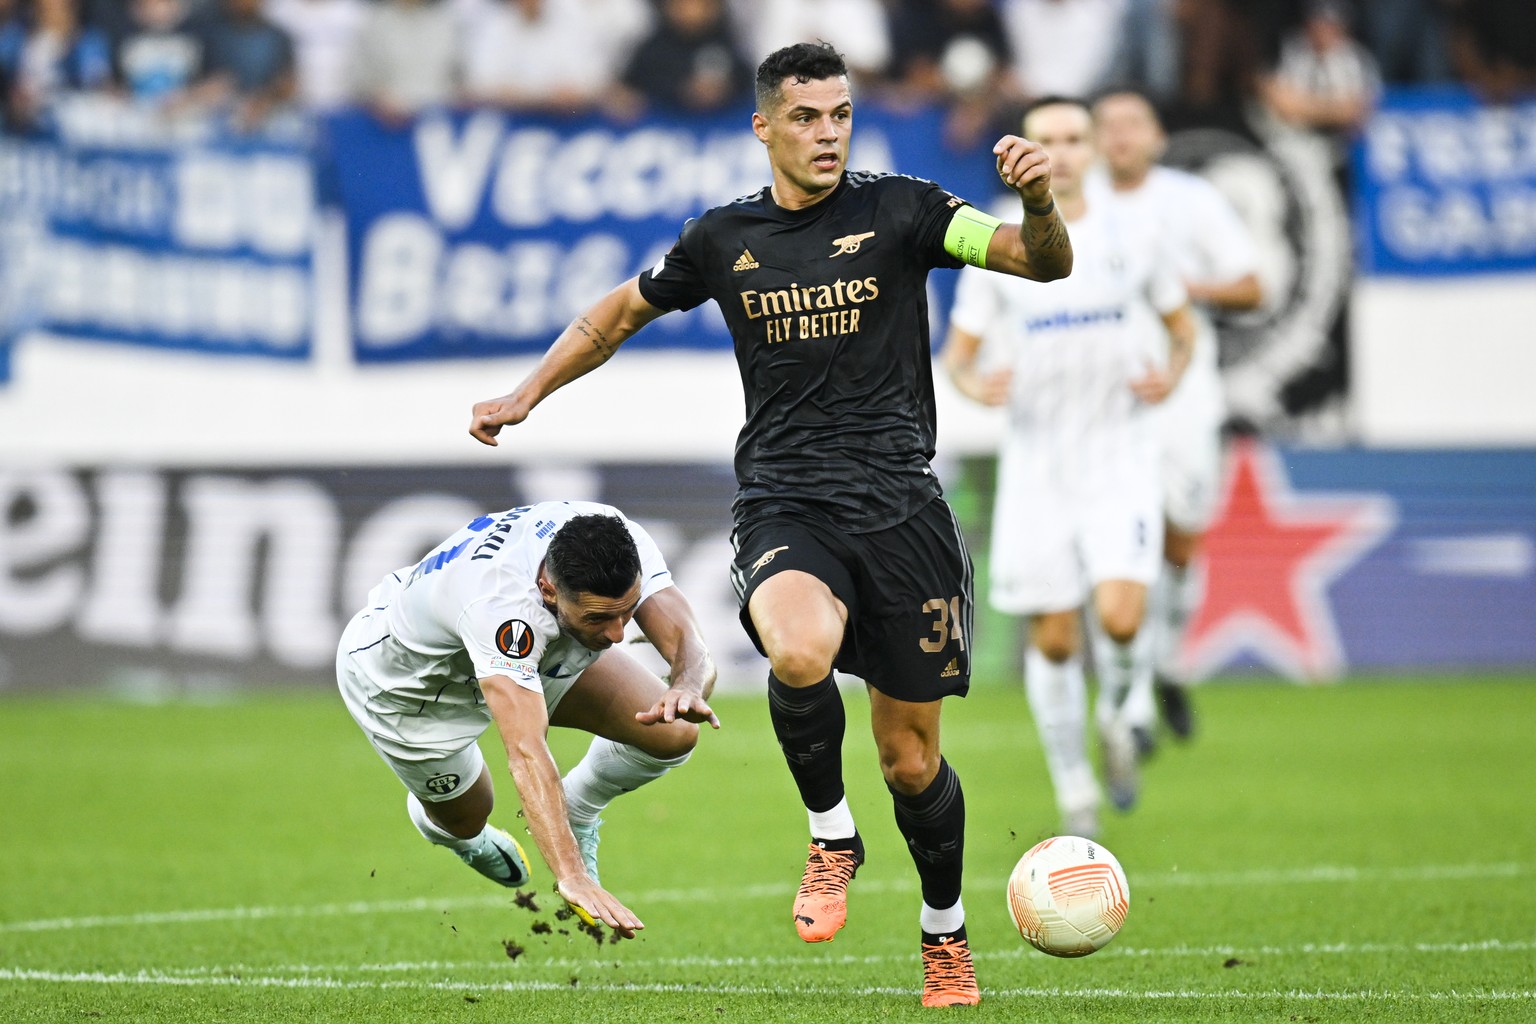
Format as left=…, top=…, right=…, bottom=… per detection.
left=3, top=1, right=1535, bottom=1018
left=1, top=0, right=1532, bottom=695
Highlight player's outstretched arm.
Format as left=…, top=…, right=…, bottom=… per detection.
left=633, top=587, right=720, bottom=729
left=469, top=278, right=667, bottom=446
left=481, top=674, right=645, bottom=937
left=985, top=134, right=1073, bottom=282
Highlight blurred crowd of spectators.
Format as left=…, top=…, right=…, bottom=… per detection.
left=0, top=0, right=1531, bottom=138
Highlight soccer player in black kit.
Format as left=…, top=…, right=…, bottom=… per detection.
left=469, top=42, right=1072, bottom=1006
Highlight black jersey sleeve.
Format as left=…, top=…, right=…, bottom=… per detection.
left=910, top=179, right=972, bottom=272
left=638, top=217, right=713, bottom=312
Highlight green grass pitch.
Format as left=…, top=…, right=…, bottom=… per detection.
left=2, top=676, right=1533, bottom=1022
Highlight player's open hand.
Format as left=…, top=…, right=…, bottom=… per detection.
left=468, top=394, right=528, bottom=446
left=1129, top=367, right=1175, bottom=404
left=975, top=368, right=1014, bottom=407
left=556, top=876, right=644, bottom=939
left=951, top=365, right=1013, bottom=407
left=636, top=686, right=721, bottom=729
left=993, top=135, right=1053, bottom=205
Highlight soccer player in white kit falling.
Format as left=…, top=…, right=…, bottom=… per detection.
left=1090, top=90, right=1264, bottom=742
left=942, top=96, right=1196, bottom=838
left=336, top=502, right=718, bottom=935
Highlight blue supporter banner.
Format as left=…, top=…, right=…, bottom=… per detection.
left=323, top=104, right=999, bottom=363
left=0, top=124, right=316, bottom=361
left=1354, top=87, right=1536, bottom=276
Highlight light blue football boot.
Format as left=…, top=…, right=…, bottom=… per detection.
left=457, top=826, right=532, bottom=888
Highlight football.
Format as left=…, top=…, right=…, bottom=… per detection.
left=1006, top=835, right=1130, bottom=957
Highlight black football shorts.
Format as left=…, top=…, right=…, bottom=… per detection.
left=730, top=498, right=974, bottom=702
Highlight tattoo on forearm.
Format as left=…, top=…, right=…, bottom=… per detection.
left=575, top=317, right=615, bottom=360
left=1022, top=209, right=1073, bottom=275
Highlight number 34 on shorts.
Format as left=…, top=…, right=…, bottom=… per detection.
left=920, top=595, right=966, bottom=654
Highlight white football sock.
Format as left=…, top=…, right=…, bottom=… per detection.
left=1153, top=561, right=1203, bottom=684
left=920, top=896, right=966, bottom=937
left=1024, top=646, right=1098, bottom=818
left=1087, top=610, right=1155, bottom=732
left=808, top=796, right=857, bottom=840
left=406, top=792, right=477, bottom=851
left=563, top=737, right=690, bottom=826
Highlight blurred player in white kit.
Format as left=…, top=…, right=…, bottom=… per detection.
left=943, top=95, right=1196, bottom=838
left=1090, top=89, right=1265, bottom=743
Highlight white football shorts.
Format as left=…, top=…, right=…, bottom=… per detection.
left=336, top=609, right=581, bottom=803
left=1154, top=345, right=1225, bottom=533
left=987, top=440, right=1162, bottom=615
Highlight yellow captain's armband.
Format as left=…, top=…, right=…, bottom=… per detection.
left=943, top=205, right=1004, bottom=270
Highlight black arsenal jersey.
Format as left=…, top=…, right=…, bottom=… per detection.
left=638, top=171, right=972, bottom=533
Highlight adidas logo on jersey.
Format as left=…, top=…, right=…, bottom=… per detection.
left=733, top=249, right=760, bottom=272
left=940, top=657, right=960, bottom=678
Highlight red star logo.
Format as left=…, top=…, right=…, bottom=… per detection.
left=1182, top=441, right=1395, bottom=681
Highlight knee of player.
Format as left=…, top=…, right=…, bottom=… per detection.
left=1098, top=609, right=1144, bottom=645
left=879, top=749, right=940, bottom=796
left=768, top=646, right=836, bottom=688
left=1033, top=635, right=1079, bottom=663
left=636, top=721, right=699, bottom=761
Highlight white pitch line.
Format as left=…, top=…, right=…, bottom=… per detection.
left=0, top=895, right=507, bottom=935
left=1150, top=863, right=1529, bottom=887
left=1, top=861, right=1527, bottom=935
left=1, top=967, right=1532, bottom=1003
left=65, top=936, right=1536, bottom=981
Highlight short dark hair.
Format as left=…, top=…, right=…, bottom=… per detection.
left=755, top=41, right=848, bottom=114
left=1021, top=94, right=1092, bottom=135
left=545, top=514, right=641, bottom=599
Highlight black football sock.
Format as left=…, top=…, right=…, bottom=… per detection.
left=890, top=757, right=966, bottom=912
left=767, top=670, right=846, bottom=817
left=922, top=922, right=969, bottom=946
left=815, top=832, right=864, bottom=857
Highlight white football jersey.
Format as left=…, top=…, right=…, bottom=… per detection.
left=344, top=500, right=673, bottom=711
left=950, top=199, right=1186, bottom=477
left=1088, top=165, right=1258, bottom=307
left=1087, top=164, right=1260, bottom=421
